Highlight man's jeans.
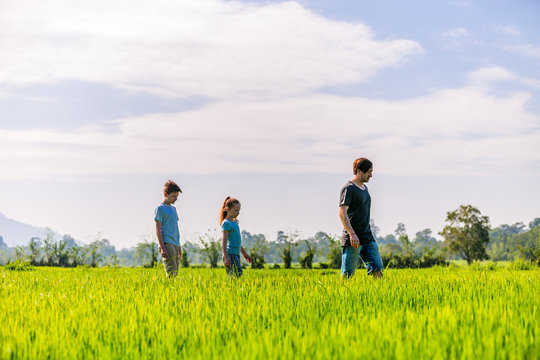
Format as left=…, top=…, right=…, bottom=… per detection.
left=341, top=241, right=383, bottom=277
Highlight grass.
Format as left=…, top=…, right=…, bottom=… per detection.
left=0, top=266, right=538, bottom=359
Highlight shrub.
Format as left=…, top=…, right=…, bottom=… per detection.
left=299, top=251, right=314, bottom=269
left=508, top=259, right=534, bottom=270
left=180, top=250, right=190, bottom=268
left=250, top=252, right=266, bottom=269
left=4, top=259, right=34, bottom=271
left=470, top=260, right=497, bottom=271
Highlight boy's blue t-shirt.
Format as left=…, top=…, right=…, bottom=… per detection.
left=221, top=219, right=241, bottom=255
left=154, top=203, right=180, bottom=246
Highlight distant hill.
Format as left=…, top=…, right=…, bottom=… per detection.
left=0, top=212, right=49, bottom=247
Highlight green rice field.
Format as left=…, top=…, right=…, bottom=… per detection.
left=0, top=266, right=538, bottom=359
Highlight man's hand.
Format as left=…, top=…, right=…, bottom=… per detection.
left=350, top=234, right=360, bottom=249
left=178, top=247, right=182, bottom=260
left=160, top=247, right=168, bottom=259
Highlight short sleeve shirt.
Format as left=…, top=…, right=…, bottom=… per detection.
left=154, top=203, right=180, bottom=246
left=339, top=181, right=374, bottom=247
left=221, top=219, right=241, bottom=255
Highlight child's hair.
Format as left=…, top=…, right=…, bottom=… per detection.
left=163, top=180, right=182, bottom=195
left=353, top=158, right=373, bottom=175
left=220, top=196, right=240, bottom=224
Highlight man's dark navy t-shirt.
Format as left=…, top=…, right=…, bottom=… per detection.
left=339, top=181, right=374, bottom=247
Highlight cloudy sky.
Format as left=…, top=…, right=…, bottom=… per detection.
left=1, top=0, right=539, bottom=247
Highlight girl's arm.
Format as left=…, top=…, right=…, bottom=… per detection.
left=222, top=231, right=231, bottom=267
left=241, top=247, right=252, bottom=263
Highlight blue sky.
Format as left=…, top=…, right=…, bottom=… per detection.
left=0, top=0, right=539, bottom=247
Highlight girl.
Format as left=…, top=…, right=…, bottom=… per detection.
left=220, top=197, right=251, bottom=276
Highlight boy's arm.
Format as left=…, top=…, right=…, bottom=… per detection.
left=241, top=247, right=252, bottom=263
left=155, top=220, right=168, bottom=258
left=222, top=231, right=231, bottom=267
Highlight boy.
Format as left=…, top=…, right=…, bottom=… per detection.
left=154, top=180, right=182, bottom=277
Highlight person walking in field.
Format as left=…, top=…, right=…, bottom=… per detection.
left=339, top=158, right=383, bottom=278
left=154, top=180, right=182, bottom=277
left=221, top=197, right=252, bottom=277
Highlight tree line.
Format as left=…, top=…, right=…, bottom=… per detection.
left=1, top=205, right=538, bottom=269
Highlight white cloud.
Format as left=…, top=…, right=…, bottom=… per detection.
left=439, top=27, right=478, bottom=51
left=443, top=27, right=470, bottom=38
left=1, top=69, right=539, bottom=179
left=498, top=25, right=521, bottom=36
left=447, top=1, right=472, bottom=7
left=467, top=66, right=540, bottom=88
left=467, top=66, right=516, bottom=85
left=505, top=43, right=540, bottom=59
left=0, top=0, right=422, bottom=100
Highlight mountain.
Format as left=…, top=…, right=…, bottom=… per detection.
left=0, top=212, right=49, bottom=247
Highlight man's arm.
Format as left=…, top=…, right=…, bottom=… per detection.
left=155, top=220, right=168, bottom=258
left=339, top=205, right=360, bottom=249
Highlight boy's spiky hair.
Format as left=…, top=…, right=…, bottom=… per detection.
left=164, top=180, right=182, bottom=195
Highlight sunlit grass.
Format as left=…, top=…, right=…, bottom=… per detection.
left=0, top=267, right=538, bottom=359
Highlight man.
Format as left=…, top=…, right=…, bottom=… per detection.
left=339, top=157, right=383, bottom=278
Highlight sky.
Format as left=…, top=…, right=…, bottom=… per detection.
left=1, top=0, right=539, bottom=248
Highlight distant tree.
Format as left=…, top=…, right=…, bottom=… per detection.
left=98, top=239, right=117, bottom=258
left=414, top=229, right=436, bottom=247
left=117, top=248, right=136, bottom=267
left=247, top=233, right=269, bottom=269
left=135, top=241, right=156, bottom=268
left=370, top=219, right=382, bottom=242
left=327, top=234, right=342, bottom=269
left=299, top=238, right=316, bottom=269
left=68, top=244, right=82, bottom=267
left=508, top=226, right=540, bottom=265
left=440, top=205, right=490, bottom=265
left=0, top=236, right=7, bottom=249
left=381, top=243, right=403, bottom=256
left=276, top=231, right=288, bottom=244
left=413, top=229, right=438, bottom=255
left=180, top=249, right=190, bottom=268
left=28, top=237, right=42, bottom=266
left=62, top=234, right=77, bottom=248
left=379, top=234, right=400, bottom=246
left=133, top=242, right=150, bottom=267
left=107, top=254, right=119, bottom=267
left=281, top=243, right=292, bottom=269
left=54, top=239, right=69, bottom=267
left=529, top=218, right=540, bottom=230
left=200, top=234, right=221, bottom=268
left=182, top=241, right=202, bottom=264
left=14, top=245, right=26, bottom=261
left=312, top=231, right=331, bottom=262
left=85, top=240, right=103, bottom=267
left=42, top=229, right=56, bottom=266
left=488, top=223, right=526, bottom=261
left=280, top=232, right=297, bottom=269
left=395, top=223, right=411, bottom=253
